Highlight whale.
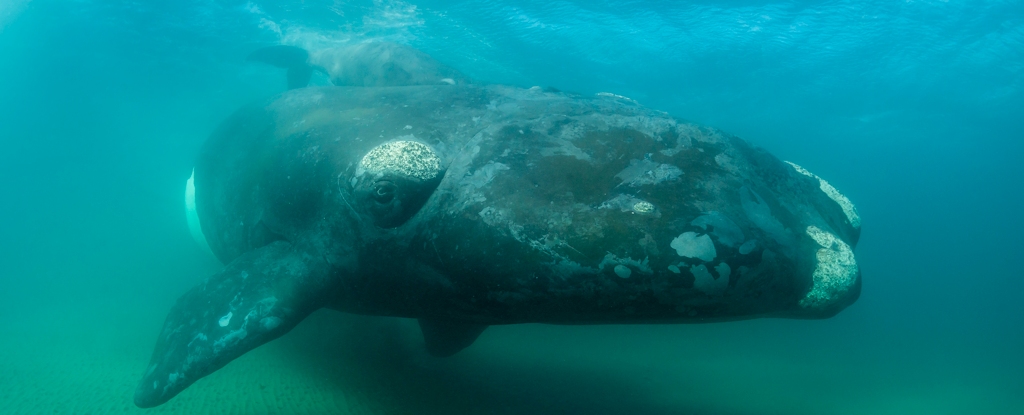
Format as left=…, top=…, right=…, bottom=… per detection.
left=247, top=43, right=469, bottom=89
left=134, top=84, right=862, bottom=408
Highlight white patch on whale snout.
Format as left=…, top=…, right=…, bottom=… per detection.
left=358, top=140, right=441, bottom=181
left=185, top=169, right=213, bottom=253
left=786, top=161, right=861, bottom=229
left=801, top=226, right=858, bottom=309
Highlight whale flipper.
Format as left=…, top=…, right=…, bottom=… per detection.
left=418, top=319, right=488, bottom=357
left=247, top=45, right=315, bottom=89
left=133, top=241, right=333, bottom=408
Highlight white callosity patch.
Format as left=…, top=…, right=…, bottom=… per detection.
left=217, top=312, right=232, bottom=327
left=614, top=158, right=682, bottom=187
left=786, top=161, right=861, bottom=229
left=670, top=232, right=717, bottom=262
left=184, top=169, right=212, bottom=253
left=801, top=226, right=859, bottom=309
left=598, top=194, right=659, bottom=217
left=358, top=139, right=441, bottom=181
left=632, top=201, right=655, bottom=214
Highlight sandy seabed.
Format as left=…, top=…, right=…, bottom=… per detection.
left=0, top=301, right=1020, bottom=415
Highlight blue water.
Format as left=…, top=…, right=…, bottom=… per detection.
left=1, top=1, right=1021, bottom=414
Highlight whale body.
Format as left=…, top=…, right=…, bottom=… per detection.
left=135, top=84, right=862, bottom=407
left=247, top=43, right=469, bottom=89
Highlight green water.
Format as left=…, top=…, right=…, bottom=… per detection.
left=0, top=1, right=1021, bottom=414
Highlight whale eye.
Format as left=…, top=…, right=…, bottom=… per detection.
left=372, top=181, right=397, bottom=204
left=357, top=176, right=441, bottom=228
left=354, top=141, right=445, bottom=228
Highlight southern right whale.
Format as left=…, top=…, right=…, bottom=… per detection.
left=248, top=42, right=469, bottom=89
left=135, top=55, right=862, bottom=408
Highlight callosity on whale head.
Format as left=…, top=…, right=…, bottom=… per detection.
left=135, top=84, right=862, bottom=407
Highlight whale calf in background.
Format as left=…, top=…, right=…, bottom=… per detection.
left=134, top=45, right=863, bottom=408
left=247, top=42, right=470, bottom=89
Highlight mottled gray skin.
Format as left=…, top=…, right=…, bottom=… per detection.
left=134, top=85, right=861, bottom=407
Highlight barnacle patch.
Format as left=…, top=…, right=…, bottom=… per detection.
left=359, top=140, right=441, bottom=181
left=801, top=226, right=858, bottom=309
left=632, top=201, right=655, bottom=213
left=598, top=194, right=659, bottom=217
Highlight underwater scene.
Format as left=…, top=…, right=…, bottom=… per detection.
left=0, top=0, right=1021, bottom=414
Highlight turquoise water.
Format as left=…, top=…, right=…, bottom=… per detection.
left=0, top=1, right=1021, bottom=414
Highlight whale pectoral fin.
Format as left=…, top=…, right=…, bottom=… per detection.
left=417, top=319, right=488, bottom=357
left=134, top=241, right=333, bottom=408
